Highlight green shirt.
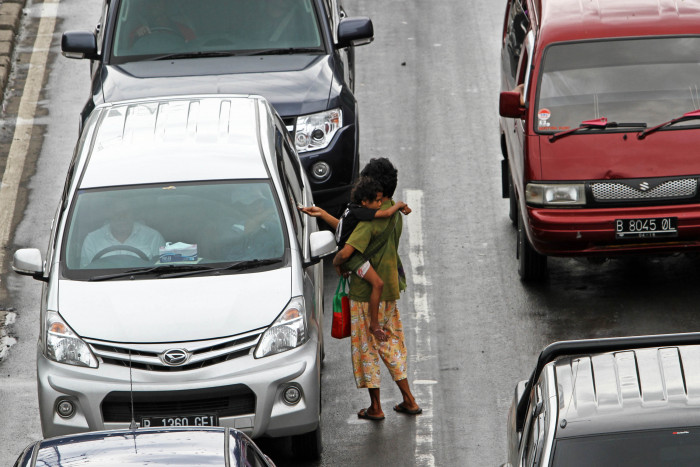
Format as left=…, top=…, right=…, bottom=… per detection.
left=346, top=200, right=403, bottom=301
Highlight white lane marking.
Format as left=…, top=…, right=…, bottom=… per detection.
left=404, top=189, right=435, bottom=467
left=0, top=0, right=59, bottom=272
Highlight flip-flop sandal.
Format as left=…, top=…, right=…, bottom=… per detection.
left=357, top=408, right=385, bottom=421
left=393, top=403, right=422, bottom=415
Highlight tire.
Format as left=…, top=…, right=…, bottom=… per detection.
left=517, top=207, right=547, bottom=282
left=508, top=170, right=518, bottom=227
left=291, top=426, right=322, bottom=460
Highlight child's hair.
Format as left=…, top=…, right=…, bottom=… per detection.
left=350, top=176, right=383, bottom=205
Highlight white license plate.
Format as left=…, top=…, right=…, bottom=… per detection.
left=140, top=414, right=219, bottom=428
left=615, top=217, right=677, bottom=239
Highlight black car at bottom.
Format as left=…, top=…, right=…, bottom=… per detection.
left=14, top=426, right=275, bottom=467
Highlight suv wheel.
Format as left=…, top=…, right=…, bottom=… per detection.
left=517, top=207, right=547, bottom=281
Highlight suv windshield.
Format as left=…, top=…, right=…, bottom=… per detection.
left=552, top=428, right=700, bottom=466
left=62, top=181, right=286, bottom=279
left=111, top=0, right=324, bottom=63
left=536, top=37, right=700, bottom=133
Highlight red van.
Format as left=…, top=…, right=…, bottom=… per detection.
left=499, top=0, right=700, bottom=281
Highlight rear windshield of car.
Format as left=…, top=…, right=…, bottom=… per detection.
left=551, top=428, right=700, bottom=466
left=535, top=37, right=700, bottom=133
left=111, top=0, right=324, bottom=62
left=36, top=430, right=227, bottom=465
left=61, top=180, right=287, bottom=280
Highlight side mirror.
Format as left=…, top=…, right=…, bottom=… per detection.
left=61, top=31, right=99, bottom=60
left=12, top=248, right=47, bottom=282
left=499, top=91, right=526, bottom=119
left=304, top=230, right=337, bottom=268
left=337, top=17, right=374, bottom=49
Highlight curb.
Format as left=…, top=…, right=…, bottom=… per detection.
left=0, top=0, right=28, bottom=98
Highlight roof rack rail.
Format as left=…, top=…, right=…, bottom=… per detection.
left=515, top=332, right=700, bottom=431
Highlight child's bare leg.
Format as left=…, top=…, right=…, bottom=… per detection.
left=362, top=266, right=386, bottom=341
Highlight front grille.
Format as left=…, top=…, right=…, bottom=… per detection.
left=86, top=330, right=264, bottom=372
left=591, top=178, right=697, bottom=201
left=102, top=385, right=255, bottom=422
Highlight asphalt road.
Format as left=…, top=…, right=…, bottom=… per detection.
left=3, top=1, right=700, bottom=466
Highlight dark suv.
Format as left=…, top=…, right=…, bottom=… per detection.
left=61, top=0, right=373, bottom=213
left=503, top=333, right=700, bottom=466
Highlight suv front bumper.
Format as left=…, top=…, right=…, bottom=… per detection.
left=298, top=123, right=358, bottom=212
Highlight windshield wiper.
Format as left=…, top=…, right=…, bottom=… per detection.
left=549, top=118, right=647, bottom=143
left=159, top=258, right=283, bottom=278
left=637, top=109, right=700, bottom=140
left=247, top=47, right=322, bottom=56
left=89, top=264, right=213, bottom=281
left=152, top=51, right=238, bottom=61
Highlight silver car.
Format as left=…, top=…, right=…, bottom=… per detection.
left=12, top=95, right=336, bottom=460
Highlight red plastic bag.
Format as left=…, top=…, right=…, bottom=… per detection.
left=331, top=277, right=351, bottom=339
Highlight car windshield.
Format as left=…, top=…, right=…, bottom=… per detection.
left=552, top=428, right=700, bottom=466
left=111, top=0, right=324, bottom=62
left=61, top=181, right=286, bottom=280
left=535, top=37, right=700, bottom=133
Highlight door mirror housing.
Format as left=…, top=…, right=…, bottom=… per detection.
left=304, top=230, right=337, bottom=267
left=337, top=17, right=374, bottom=48
left=61, top=31, right=98, bottom=60
left=500, top=91, right=526, bottom=119
left=12, top=248, right=47, bottom=282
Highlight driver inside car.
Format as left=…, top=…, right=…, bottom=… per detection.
left=128, top=0, right=196, bottom=47
left=80, top=200, right=165, bottom=267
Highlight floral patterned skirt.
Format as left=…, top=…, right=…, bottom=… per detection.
left=350, top=300, right=408, bottom=389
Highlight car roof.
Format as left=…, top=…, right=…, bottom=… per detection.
left=534, top=0, right=700, bottom=45
left=553, top=342, right=700, bottom=438
left=79, top=95, right=274, bottom=189
left=29, top=427, right=245, bottom=466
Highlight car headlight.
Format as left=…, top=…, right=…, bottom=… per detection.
left=45, top=311, right=98, bottom=368
left=526, top=183, right=586, bottom=206
left=295, top=109, right=342, bottom=153
left=255, top=297, right=307, bottom=358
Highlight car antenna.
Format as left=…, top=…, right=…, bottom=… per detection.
left=129, top=349, right=137, bottom=431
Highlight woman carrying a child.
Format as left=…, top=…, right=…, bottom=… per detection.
left=300, top=157, right=421, bottom=421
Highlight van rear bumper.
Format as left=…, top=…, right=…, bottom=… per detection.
left=526, top=203, right=700, bottom=256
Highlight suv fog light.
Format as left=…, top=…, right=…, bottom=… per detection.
left=283, top=386, right=302, bottom=405
left=57, top=399, right=75, bottom=418
left=311, top=162, right=330, bottom=181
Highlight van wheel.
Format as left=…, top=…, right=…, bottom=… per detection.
left=508, top=170, right=517, bottom=227
left=517, top=207, right=547, bottom=281
left=291, top=425, right=322, bottom=460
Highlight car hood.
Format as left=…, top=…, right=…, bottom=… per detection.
left=100, top=55, right=335, bottom=117
left=537, top=129, right=700, bottom=180
left=57, top=268, right=292, bottom=343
